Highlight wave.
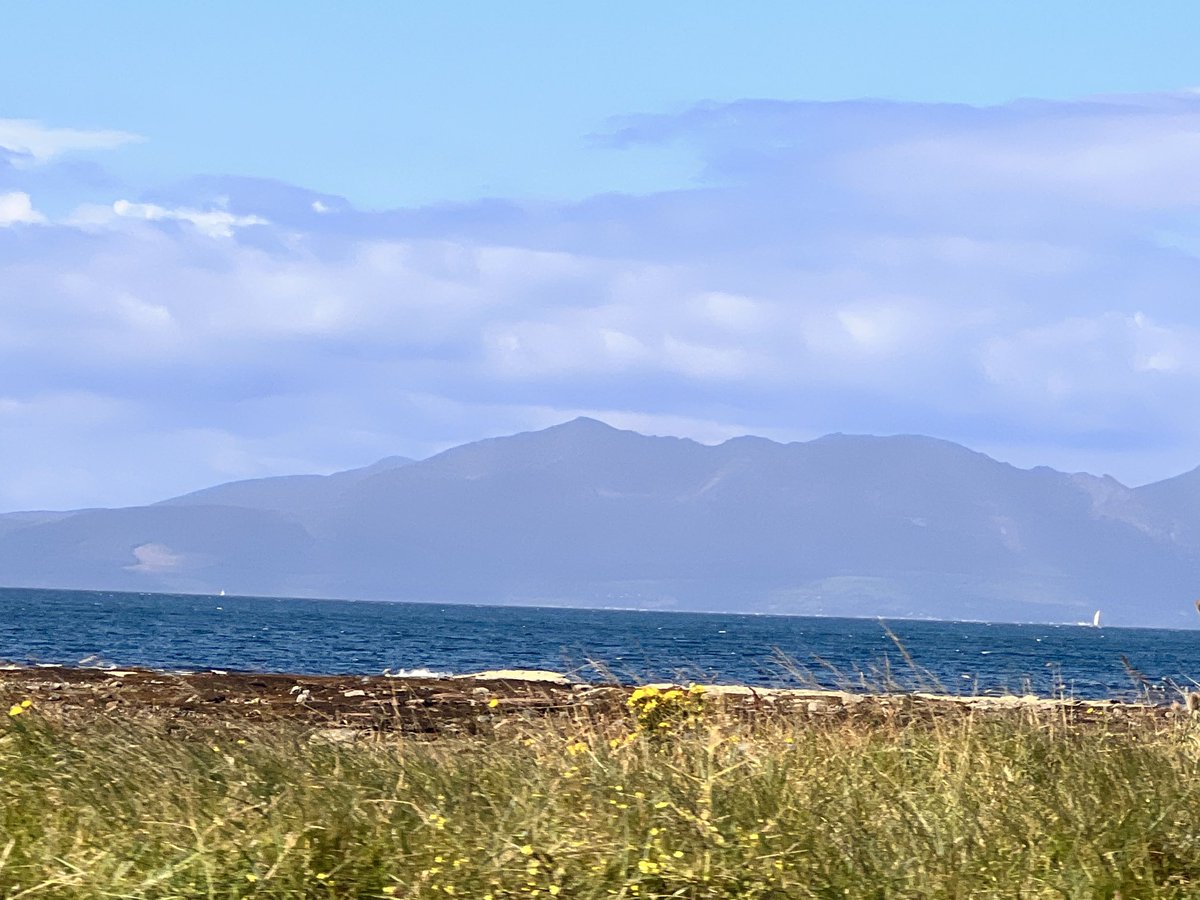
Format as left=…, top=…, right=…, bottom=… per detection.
left=383, top=667, right=453, bottom=679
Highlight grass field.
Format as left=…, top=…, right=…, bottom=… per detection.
left=2, top=691, right=1200, bottom=898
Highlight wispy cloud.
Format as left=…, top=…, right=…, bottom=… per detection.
left=98, top=199, right=268, bottom=238
left=0, top=118, right=142, bottom=165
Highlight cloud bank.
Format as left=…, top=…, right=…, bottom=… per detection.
left=2, top=97, right=1200, bottom=509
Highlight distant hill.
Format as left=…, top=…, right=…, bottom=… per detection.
left=1, top=419, right=1197, bottom=627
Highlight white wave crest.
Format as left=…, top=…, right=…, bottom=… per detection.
left=383, top=667, right=452, bottom=679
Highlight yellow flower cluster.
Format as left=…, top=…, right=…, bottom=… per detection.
left=7, top=699, right=32, bottom=718
left=626, top=684, right=706, bottom=736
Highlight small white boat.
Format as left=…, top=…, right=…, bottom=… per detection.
left=1092, top=610, right=1101, bottom=628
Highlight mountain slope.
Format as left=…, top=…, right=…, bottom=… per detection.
left=157, top=456, right=414, bottom=523
left=1136, top=466, right=1200, bottom=547
left=0, top=419, right=1196, bottom=626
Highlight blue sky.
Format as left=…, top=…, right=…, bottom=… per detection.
left=3, top=3, right=1200, bottom=508
left=6, top=2, right=1199, bottom=207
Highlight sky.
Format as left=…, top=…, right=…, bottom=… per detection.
left=4, top=2, right=1200, bottom=509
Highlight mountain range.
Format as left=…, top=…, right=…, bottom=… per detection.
left=2, top=418, right=1198, bottom=627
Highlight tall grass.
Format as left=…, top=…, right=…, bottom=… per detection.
left=3, top=702, right=1200, bottom=898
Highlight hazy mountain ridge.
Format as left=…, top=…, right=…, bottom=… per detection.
left=1, top=418, right=1197, bottom=626
left=156, top=456, right=415, bottom=524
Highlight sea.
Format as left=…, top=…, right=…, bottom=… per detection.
left=1, top=586, right=1197, bottom=701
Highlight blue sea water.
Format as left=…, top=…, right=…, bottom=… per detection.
left=1, top=586, right=1197, bottom=700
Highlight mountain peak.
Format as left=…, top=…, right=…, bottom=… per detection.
left=552, top=416, right=619, bottom=432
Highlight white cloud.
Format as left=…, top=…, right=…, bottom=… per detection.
left=110, top=199, right=268, bottom=238
left=836, top=303, right=918, bottom=352
left=0, top=118, right=141, bottom=164
left=852, top=121, right=1200, bottom=210
left=976, top=312, right=1200, bottom=440
left=697, top=292, right=767, bottom=332
left=661, top=335, right=749, bottom=379
left=0, top=191, right=45, bottom=226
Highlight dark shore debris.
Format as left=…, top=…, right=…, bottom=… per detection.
left=0, top=663, right=1188, bottom=738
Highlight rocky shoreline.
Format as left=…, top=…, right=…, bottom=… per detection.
left=0, top=663, right=1188, bottom=737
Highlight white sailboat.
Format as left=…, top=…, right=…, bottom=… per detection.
left=1092, top=609, right=1101, bottom=628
